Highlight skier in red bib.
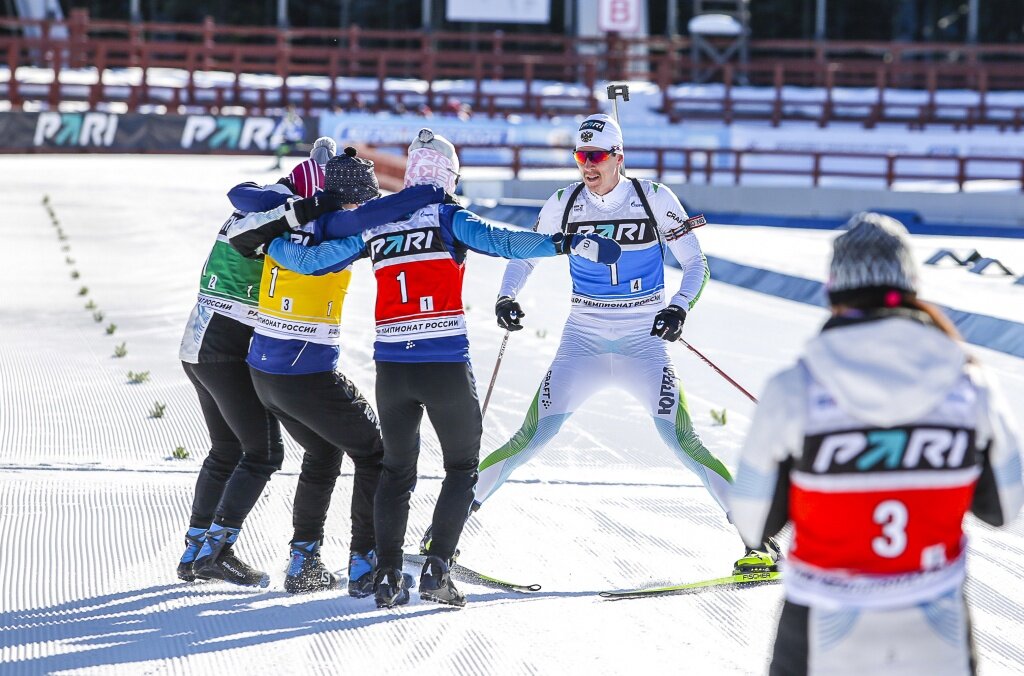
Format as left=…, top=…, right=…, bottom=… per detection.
left=266, top=129, right=622, bottom=608
left=730, top=213, right=1024, bottom=676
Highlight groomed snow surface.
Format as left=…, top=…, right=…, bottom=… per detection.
left=3, top=155, right=1023, bottom=676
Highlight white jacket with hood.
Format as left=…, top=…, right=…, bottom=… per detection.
left=730, top=310, right=1023, bottom=610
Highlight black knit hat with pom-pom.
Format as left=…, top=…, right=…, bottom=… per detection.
left=324, top=146, right=379, bottom=204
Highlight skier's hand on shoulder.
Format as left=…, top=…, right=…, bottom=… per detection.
left=290, top=191, right=348, bottom=225
left=226, top=191, right=344, bottom=259
left=227, top=214, right=290, bottom=260
left=495, top=296, right=526, bottom=332
left=650, top=305, right=687, bottom=342
left=561, top=233, right=622, bottom=265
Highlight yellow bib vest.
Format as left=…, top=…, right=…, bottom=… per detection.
left=254, top=254, right=352, bottom=345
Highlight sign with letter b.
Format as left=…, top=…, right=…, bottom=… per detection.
left=598, top=0, right=641, bottom=33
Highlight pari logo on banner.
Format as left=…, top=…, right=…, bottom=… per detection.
left=598, top=0, right=642, bottom=33
left=34, top=112, right=118, bottom=147
left=181, top=116, right=278, bottom=150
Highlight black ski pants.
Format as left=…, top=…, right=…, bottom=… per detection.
left=373, top=361, right=482, bottom=571
left=250, top=368, right=383, bottom=553
left=182, top=360, right=284, bottom=530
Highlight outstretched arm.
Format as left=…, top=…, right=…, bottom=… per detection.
left=450, top=209, right=560, bottom=259
left=496, top=190, right=571, bottom=306
left=227, top=182, right=293, bottom=213
left=267, top=234, right=366, bottom=276
left=320, top=185, right=446, bottom=240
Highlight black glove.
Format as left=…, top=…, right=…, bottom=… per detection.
left=650, top=305, right=687, bottom=342
left=227, top=192, right=347, bottom=259
left=495, top=296, right=526, bottom=331
left=289, top=191, right=348, bottom=225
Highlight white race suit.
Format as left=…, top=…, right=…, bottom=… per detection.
left=476, top=176, right=733, bottom=513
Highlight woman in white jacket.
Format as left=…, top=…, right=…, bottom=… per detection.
left=730, top=212, right=1023, bottom=676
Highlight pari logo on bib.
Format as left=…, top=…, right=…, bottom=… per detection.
left=405, top=128, right=460, bottom=194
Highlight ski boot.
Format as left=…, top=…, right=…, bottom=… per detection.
left=177, top=526, right=207, bottom=582
left=419, top=555, right=466, bottom=608
left=374, top=567, right=413, bottom=609
left=733, top=536, right=782, bottom=575
left=284, top=540, right=339, bottom=594
left=418, top=500, right=480, bottom=556
left=347, top=549, right=376, bottom=598
left=193, top=524, right=270, bottom=588
left=418, top=525, right=433, bottom=556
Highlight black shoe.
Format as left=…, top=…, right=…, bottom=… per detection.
left=194, top=546, right=270, bottom=588
left=419, top=555, right=465, bottom=608
left=284, top=541, right=339, bottom=594
left=374, top=568, right=413, bottom=609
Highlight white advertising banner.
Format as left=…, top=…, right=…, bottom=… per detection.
left=445, top=0, right=550, bottom=24
left=598, top=0, right=642, bottom=33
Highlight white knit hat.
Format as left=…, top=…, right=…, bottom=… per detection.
left=575, top=114, right=623, bottom=151
left=827, top=212, right=919, bottom=305
left=405, top=128, right=460, bottom=193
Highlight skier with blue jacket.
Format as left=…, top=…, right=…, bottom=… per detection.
left=210, top=149, right=448, bottom=596
left=258, top=130, right=622, bottom=608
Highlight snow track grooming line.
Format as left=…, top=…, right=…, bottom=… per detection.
left=403, top=554, right=542, bottom=593
left=600, top=570, right=781, bottom=599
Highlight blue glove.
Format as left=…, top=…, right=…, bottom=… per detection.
left=651, top=305, right=687, bottom=342
left=558, top=233, right=622, bottom=264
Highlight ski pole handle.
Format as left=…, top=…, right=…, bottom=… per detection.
left=481, top=330, right=511, bottom=418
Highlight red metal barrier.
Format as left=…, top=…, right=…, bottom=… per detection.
left=3, top=11, right=1024, bottom=127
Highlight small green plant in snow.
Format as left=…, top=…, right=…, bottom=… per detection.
left=127, top=370, right=150, bottom=384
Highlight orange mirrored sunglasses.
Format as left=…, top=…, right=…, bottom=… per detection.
left=573, top=150, right=616, bottom=164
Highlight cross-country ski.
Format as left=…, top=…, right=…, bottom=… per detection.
left=600, top=570, right=782, bottom=599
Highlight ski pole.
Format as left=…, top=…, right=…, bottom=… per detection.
left=606, top=83, right=630, bottom=176
left=480, top=330, right=510, bottom=418
left=605, top=81, right=752, bottom=403
left=681, top=339, right=759, bottom=404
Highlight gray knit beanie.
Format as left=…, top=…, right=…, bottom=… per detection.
left=324, top=147, right=379, bottom=204
left=310, top=136, right=337, bottom=166
left=827, top=212, right=919, bottom=306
